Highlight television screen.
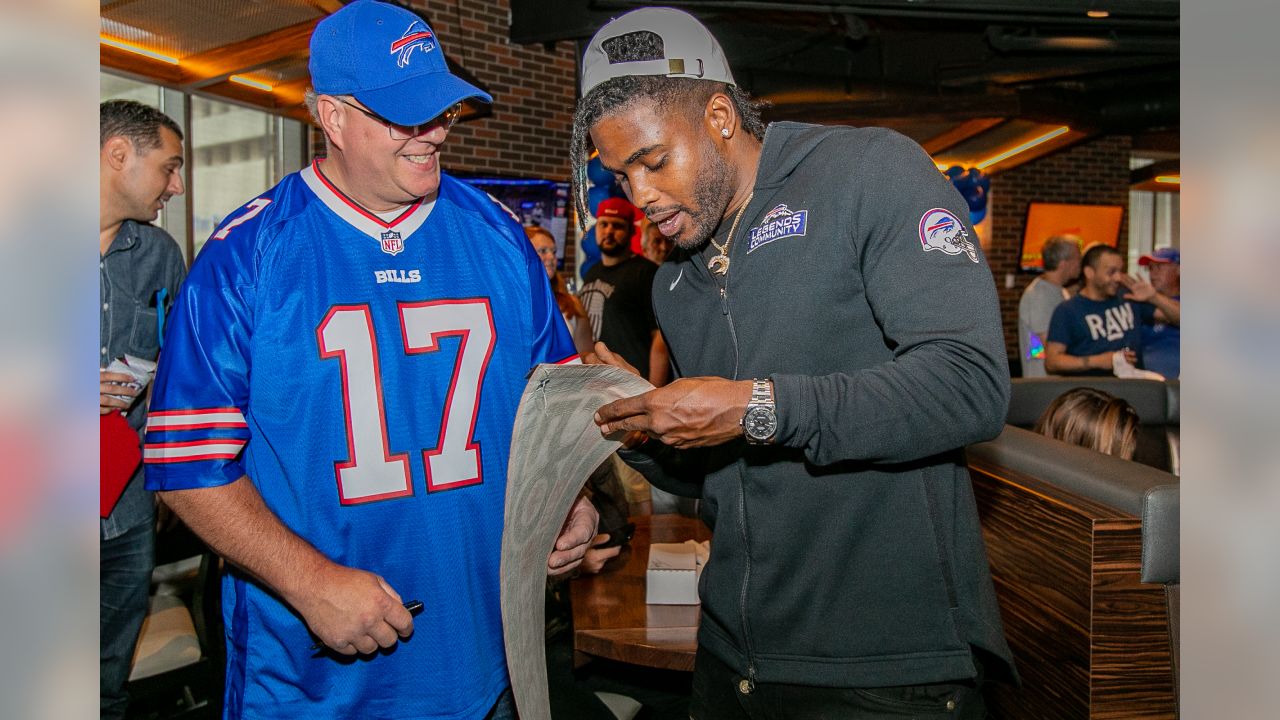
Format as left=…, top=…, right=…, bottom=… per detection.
left=457, top=176, right=571, bottom=262
left=1020, top=202, right=1123, bottom=272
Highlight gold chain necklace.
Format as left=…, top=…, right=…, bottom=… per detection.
left=707, top=191, right=754, bottom=275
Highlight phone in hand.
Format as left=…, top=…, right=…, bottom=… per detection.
left=593, top=522, right=636, bottom=550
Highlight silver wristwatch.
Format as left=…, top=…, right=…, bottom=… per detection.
left=741, top=378, right=777, bottom=445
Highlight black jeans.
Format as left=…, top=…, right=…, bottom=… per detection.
left=690, top=649, right=986, bottom=720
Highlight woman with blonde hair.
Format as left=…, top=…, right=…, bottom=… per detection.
left=525, top=225, right=595, bottom=356
left=1034, top=387, right=1140, bottom=460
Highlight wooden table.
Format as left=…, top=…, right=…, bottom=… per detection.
left=569, top=514, right=711, bottom=672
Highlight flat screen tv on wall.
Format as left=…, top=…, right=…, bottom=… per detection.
left=1020, top=202, right=1123, bottom=272
left=458, top=176, right=571, bottom=262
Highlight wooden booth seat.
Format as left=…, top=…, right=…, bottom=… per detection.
left=967, top=425, right=1178, bottom=719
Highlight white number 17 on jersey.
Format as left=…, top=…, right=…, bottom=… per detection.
left=317, top=299, right=495, bottom=504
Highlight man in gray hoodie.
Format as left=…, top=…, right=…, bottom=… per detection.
left=575, top=8, right=1014, bottom=719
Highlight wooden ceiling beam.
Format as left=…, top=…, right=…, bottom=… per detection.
left=921, top=118, right=1008, bottom=155
left=196, top=79, right=311, bottom=123
left=302, top=0, right=345, bottom=12
left=976, top=129, right=1089, bottom=175
left=101, top=0, right=147, bottom=12
left=179, top=18, right=320, bottom=89
left=100, top=43, right=185, bottom=85
left=766, top=93, right=1021, bottom=125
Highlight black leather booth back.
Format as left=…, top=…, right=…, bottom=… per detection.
left=1142, top=483, right=1180, bottom=585
left=1006, top=377, right=1179, bottom=472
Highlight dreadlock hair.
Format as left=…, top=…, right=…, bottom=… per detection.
left=570, top=30, right=769, bottom=229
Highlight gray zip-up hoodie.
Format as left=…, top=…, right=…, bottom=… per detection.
left=621, top=122, right=1016, bottom=689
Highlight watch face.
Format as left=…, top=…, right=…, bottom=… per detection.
left=744, top=406, right=777, bottom=441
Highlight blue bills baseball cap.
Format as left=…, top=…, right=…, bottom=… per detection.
left=309, top=0, right=491, bottom=126
left=1138, top=247, right=1180, bottom=266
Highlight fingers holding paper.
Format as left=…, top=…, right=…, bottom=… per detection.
left=547, top=495, right=599, bottom=577
left=594, top=377, right=753, bottom=449
left=586, top=341, right=640, bottom=377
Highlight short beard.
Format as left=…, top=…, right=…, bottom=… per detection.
left=662, top=137, right=736, bottom=251
left=599, top=238, right=632, bottom=258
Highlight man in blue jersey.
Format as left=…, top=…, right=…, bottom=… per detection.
left=144, top=2, right=596, bottom=718
left=1137, top=247, right=1181, bottom=378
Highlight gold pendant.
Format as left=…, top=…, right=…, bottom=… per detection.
left=707, top=254, right=730, bottom=275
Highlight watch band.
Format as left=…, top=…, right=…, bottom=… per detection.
left=748, top=378, right=773, bottom=406
left=742, top=378, right=777, bottom=444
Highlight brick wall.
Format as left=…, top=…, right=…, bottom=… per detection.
left=406, top=0, right=578, bottom=181
left=986, top=135, right=1133, bottom=366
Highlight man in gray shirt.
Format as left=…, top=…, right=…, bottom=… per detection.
left=1018, top=235, right=1081, bottom=376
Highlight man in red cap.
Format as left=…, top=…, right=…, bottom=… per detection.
left=580, top=196, right=669, bottom=385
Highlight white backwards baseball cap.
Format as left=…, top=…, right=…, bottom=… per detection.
left=580, top=7, right=736, bottom=96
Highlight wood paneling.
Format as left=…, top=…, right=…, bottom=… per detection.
left=969, top=461, right=1175, bottom=719
left=1090, top=520, right=1177, bottom=719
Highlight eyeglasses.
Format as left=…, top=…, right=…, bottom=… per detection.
left=340, top=99, right=462, bottom=141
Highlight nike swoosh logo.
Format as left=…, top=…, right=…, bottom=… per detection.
left=669, top=268, right=684, bottom=291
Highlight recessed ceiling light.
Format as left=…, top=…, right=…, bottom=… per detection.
left=100, top=35, right=179, bottom=65
left=976, top=126, right=1070, bottom=170
left=229, top=75, right=274, bottom=92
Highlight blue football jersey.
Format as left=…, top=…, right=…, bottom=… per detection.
left=145, top=162, right=577, bottom=719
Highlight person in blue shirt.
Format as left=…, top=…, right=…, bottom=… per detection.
left=1137, top=247, right=1181, bottom=378
left=1045, top=244, right=1180, bottom=376
left=144, top=3, right=596, bottom=718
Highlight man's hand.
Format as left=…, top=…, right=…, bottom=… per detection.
left=1121, top=273, right=1180, bottom=325
left=587, top=341, right=640, bottom=376
left=1119, top=273, right=1157, bottom=303
left=289, top=563, right=414, bottom=655
left=100, top=370, right=140, bottom=415
left=595, top=377, right=752, bottom=449
left=586, top=343, right=653, bottom=449
left=548, top=496, right=599, bottom=576
left=579, top=534, right=623, bottom=575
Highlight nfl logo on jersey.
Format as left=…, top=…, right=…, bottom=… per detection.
left=380, top=230, right=404, bottom=256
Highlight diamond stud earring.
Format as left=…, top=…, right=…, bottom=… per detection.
left=721, top=128, right=730, bottom=138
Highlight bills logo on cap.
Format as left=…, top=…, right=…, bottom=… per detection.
left=918, top=208, right=978, bottom=263
left=390, top=22, right=435, bottom=68
left=380, top=230, right=405, bottom=256
left=747, top=203, right=809, bottom=253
